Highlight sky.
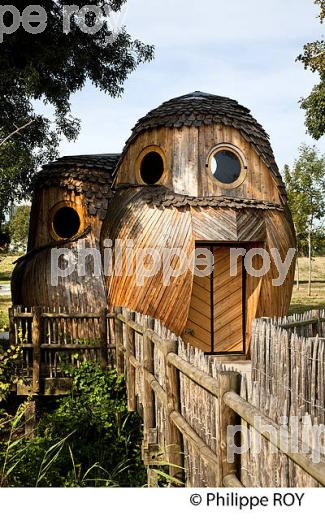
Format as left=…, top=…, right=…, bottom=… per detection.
left=55, top=0, right=325, bottom=171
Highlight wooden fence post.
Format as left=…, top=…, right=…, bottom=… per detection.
left=32, top=306, right=42, bottom=395
left=126, top=311, right=136, bottom=412
left=164, top=339, right=183, bottom=482
left=143, top=317, right=155, bottom=432
left=313, top=309, right=321, bottom=336
left=218, top=371, right=241, bottom=486
left=142, top=317, right=161, bottom=471
left=100, top=308, right=108, bottom=370
left=114, top=307, right=124, bottom=374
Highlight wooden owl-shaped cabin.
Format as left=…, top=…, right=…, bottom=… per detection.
left=102, top=92, right=296, bottom=356
left=12, top=154, right=120, bottom=310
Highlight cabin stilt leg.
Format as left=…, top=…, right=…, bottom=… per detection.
left=24, top=400, right=37, bottom=438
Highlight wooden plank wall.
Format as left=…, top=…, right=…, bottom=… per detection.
left=115, top=124, right=281, bottom=203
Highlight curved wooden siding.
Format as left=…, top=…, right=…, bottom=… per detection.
left=102, top=190, right=195, bottom=335
left=256, top=209, right=296, bottom=319
left=12, top=185, right=108, bottom=310
left=102, top=189, right=296, bottom=350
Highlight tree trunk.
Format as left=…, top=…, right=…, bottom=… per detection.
left=296, top=254, right=300, bottom=291
left=308, top=229, right=312, bottom=297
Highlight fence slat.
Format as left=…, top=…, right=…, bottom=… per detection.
left=165, top=340, right=183, bottom=481
left=32, top=307, right=42, bottom=394
left=126, top=311, right=136, bottom=412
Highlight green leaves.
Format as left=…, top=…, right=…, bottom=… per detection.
left=8, top=205, right=31, bottom=254
left=0, top=345, right=22, bottom=402
left=284, top=144, right=325, bottom=255
left=0, top=0, right=154, bottom=224
left=297, top=1, right=325, bottom=139
left=0, top=363, right=146, bottom=487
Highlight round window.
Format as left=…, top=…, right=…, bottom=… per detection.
left=52, top=206, right=81, bottom=239
left=140, top=151, right=165, bottom=185
left=210, top=150, right=242, bottom=185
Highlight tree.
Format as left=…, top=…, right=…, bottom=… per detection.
left=8, top=205, right=31, bottom=253
left=297, top=0, right=325, bottom=139
left=0, top=1, right=154, bottom=227
left=284, top=144, right=325, bottom=296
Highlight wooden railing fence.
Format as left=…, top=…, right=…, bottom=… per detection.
left=8, top=305, right=325, bottom=487
left=114, top=307, right=325, bottom=488
left=9, top=306, right=115, bottom=395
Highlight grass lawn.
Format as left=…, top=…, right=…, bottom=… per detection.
left=0, top=255, right=18, bottom=331
left=290, top=283, right=325, bottom=314
left=0, top=255, right=19, bottom=281
left=295, top=257, right=325, bottom=282
left=0, top=294, right=11, bottom=331
left=289, top=257, right=325, bottom=314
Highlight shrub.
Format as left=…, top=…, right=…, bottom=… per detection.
left=0, top=363, right=146, bottom=487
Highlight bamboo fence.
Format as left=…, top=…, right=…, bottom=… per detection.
left=114, top=307, right=325, bottom=488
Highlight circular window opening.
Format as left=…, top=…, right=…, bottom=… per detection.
left=140, top=151, right=164, bottom=185
left=210, top=150, right=242, bottom=185
left=52, top=206, right=81, bottom=239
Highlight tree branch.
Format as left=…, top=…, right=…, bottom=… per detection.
left=0, top=120, right=35, bottom=147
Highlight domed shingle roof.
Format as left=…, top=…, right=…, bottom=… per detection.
left=124, top=92, right=286, bottom=199
left=33, top=154, right=121, bottom=220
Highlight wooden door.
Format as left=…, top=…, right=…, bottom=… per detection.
left=183, top=272, right=212, bottom=352
left=213, top=247, right=244, bottom=353
left=183, top=245, right=245, bottom=354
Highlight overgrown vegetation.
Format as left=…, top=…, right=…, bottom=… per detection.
left=0, top=362, right=147, bottom=487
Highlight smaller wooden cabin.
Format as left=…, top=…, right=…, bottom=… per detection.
left=12, top=154, right=120, bottom=310
left=102, top=92, right=296, bottom=357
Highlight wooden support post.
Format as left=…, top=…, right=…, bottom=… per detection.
left=143, top=317, right=155, bottom=432
left=142, top=317, right=161, bottom=470
left=147, top=468, right=159, bottom=488
left=164, top=340, right=183, bottom=483
left=32, top=307, right=42, bottom=395
left=126, top=311, right=136, bottom=412
left=99, top=308, right=108, bottom=370
left=24, top=400, right=37, bottom=437
left=114, top=307, right=124, bottom=374
left=218, top=371, right=241, bottom=486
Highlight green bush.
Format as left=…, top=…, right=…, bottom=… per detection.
left=0, top=362, right=146, bottom=487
